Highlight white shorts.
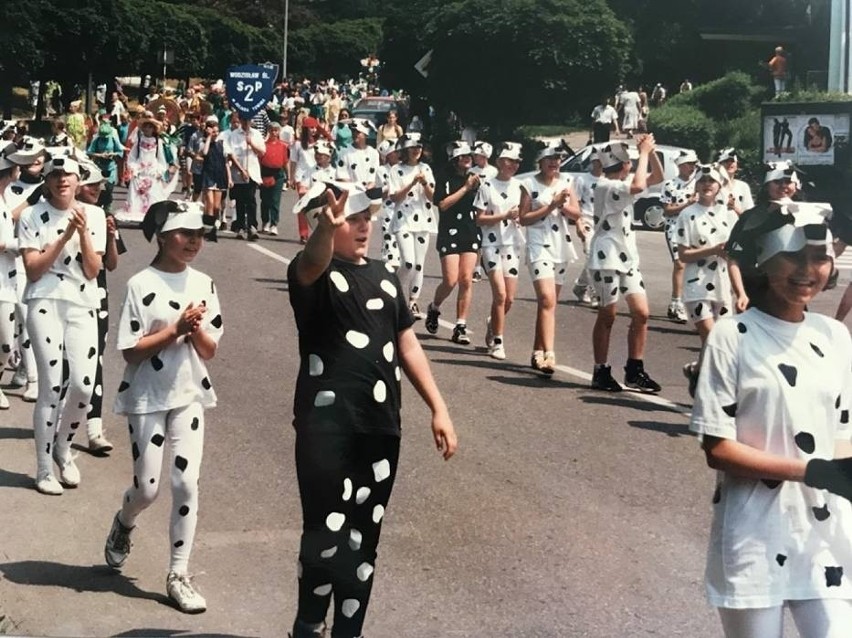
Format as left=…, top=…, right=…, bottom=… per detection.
left=685, top=299, right=731, bottom=324
left=482, top=245, right=522, bottom=278
left=590, top=268, right=645, bottom=306
left=528, top=259, right=567, bottom=285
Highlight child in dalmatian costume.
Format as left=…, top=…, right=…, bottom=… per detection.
left=75, top=156, right=125, bottom=454
left=473, top=142, right=525, bottom=360
left=691, top=203, right=852, bottom=638
left=660, top=149, right=698, bottom=324
left=0, top=141, right=36, bottom=409
left=571, top=149, right=604, bottom=306
left=468, top=141, right=498, bottom=284
left=424, top=141, right=482, bottom=345
left=335, top=120, right=380, bottom=188
left=674, top=165, right=744, bottom=395
left=587, top=137, right=664, bottom=393
left=375, top=140, right=400, bottom=269
left=388, top=133, right=436, bottom=318
left=18, top=155, right=106, bottom=495
left=518, top=139, right=580, bottom=376
left=4, top=139, right=48, bottom=401
left=716, top=148, right=754, bottom=215
left=104, top=201, right=222, bottom=614
left=306, top=140, right=338, bottom=187
left=287, top=181, right=457, bottom=638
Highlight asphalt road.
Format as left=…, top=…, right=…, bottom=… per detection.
left=0, top=185, right=846, bottom=638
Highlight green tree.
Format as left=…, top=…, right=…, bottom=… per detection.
left=287, top=18, right=382, bottom=79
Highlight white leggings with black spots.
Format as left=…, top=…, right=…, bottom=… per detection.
left=395, top=230, right=430, bottom=301
left=0, top=301, right=15, bottom=369
left=119, top=402, right=205, bottom=575
left=27, top=298, right=98, bottom=476
left=718, top=599, right=852, bottom=638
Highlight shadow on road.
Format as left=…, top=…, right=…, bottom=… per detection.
left=116, top=630, right=256, bottom=638
left=628, top=419, right=695, bottom=438
left=0, top=427, right=32, bottom=441
left=0, top=467, right=32, bottom=489
left=0, top=560, right=168, bottom=606
left=646, top=321, right=696, bottom=337
left=580, top=394, right=687, bottom=414
left=486, top=374, right=586, bottom=390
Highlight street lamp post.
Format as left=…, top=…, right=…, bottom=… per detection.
left=282, top=0, right=289, bottom=81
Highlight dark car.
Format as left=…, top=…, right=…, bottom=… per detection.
left=349, top=97, right=408, bottom=141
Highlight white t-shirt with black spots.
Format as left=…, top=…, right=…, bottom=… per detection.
left=675, top=203, right=738, bottom=304
left=587, top=176, right=638, bottom=272
left=18, top=201, right=106, bottom=308
left=660, top=175, right=696, bottom=235
left=336, top=146, right=380, bottom=187
left=113, top=266, right=223, bottom=415
left=691, top=309, right=852, bottom=608
left=287, top=255, right=415, bottom=436
left=719, top=178, right=754, bottom=212
left=306, top=164, right=337, bottom=186
left=389, top=162, right=437, bottom=234
left=0, top=200, right=19, bottom=304
left=575, top=172, right=600, bottom=222
left=520, top=175, right=578, bottom=264
left=473, top=177, right=525, bottom=248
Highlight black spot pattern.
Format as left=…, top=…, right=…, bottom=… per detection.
left=132, top=442, right=140, bottom=461
left=211, top=314, right=222, bottom=329
left=174, top=540, right=184, bottom=548
left=810, top=343, right=824, bottom=358
left=151, top=355, right=164, bottom=371
left=179, top=505, right=190, bottom=516
left=151, top=433, right=165, bottom=447
left=778, top=363, right=797, bottom=387
left=191, top=417, right=200, bottom=431
left=118, top=381, right=130, bottom=392
left=169, top=300, right=180, bottom=310
left=201, top=377, right=211, bottom=390
left=712, top=486, right=721, bottom=504
left=776, top=554, right=787, bottom=566
left=842, top=410, right=849, bottom=425
left=175, top=456, right=188, bottom=472
left=812, top=504, right=831, bottom=521
left=130, top=320, right=140, bottom=332
left=722, top=403, right=737, bottom=417
left=737, top=323, right=747, bottom=334
left=762, top=479, right=781, bottom=489
left=825, top=566, right=843, bottom=587
left=794, top=432, right=815, bottom=454
left=142, top=292, right=156, bottom=306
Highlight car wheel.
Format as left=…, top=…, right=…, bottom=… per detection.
left=636, top=199, right=665, bottom=231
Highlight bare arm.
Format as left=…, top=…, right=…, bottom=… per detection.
left=103, top=218, right=119, bottom=271
left=663, top=196, right=696, bottom=217
left=728, top=261, right=749, bottom=312
left=438, top=174, right=479, bottom=212
left=398, top=327, right=457, bottom=460
left=702, top=435, right=807, bottom=482
left=677, top=242, right=725, bottom=263
left=293, top=189, right=349, bottom=287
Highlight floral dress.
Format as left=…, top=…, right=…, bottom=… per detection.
left=119, top=133, right=178, bottom=224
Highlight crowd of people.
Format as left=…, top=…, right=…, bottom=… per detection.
left=3, top=69, right=852, bottom=638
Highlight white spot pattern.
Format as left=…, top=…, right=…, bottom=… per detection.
left=329, top=271, right=349, bottom=292
left=314, top=390, right=335, bottom=407
left=356, top=563, right=374, bottom=582
left=320, top=546, right=337, bottom=559
left=341, top=598, right=360, bottom=618
left=349, top=528, right=362, bottom=550
left=342, top=478, right=352, bottom=501
left=382, top=341, right=394, bottom=362
left=373, top=380, right=387, bottom=403
left=373, top=459, right=391, bottom=482
left=313, top=584, right=332, bottom=596
left=326, top=512, right=345, bottom=532
left=366, top=297, right=384, bottom=310
left=345, top=330, right=370, bottom=349
left=380, top=279, right=397, bottom=298
left=356, top=487, right=371, bottom=504
left=373, top=504, right=385, bottom=523
left=309, top=354, right=324, bottom=376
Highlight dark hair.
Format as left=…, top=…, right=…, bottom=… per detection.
left=0, top=166, right=16, bottom=180
left=602, top=162, right=623, bottom=175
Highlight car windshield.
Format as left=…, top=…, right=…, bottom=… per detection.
left=354, top=99, right=394, bottom=111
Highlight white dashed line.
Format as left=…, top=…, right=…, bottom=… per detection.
left=247, top=243, right=292, bottom=265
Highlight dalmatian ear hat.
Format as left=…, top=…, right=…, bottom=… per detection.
left=0, top=141, right=32, bottom=170
left=77, top=157, right=109, bottom=186
left=716, top=147, right=739, bottom=163
left=675, top=149, right=699, bottom=165
left=445, top=140, right=472, bottom=160
left=294, top=180, right=384, bottom=231
left=535, top=139, right=569, bottom=163
left=764, top=160, right=802, bottom=186
left=755, top=204, right=834, bottom=266
left=397, top=133, right=423, bottom=150
left=142, top=200, right=215, bottom=241
left=314, top=139, right=336, bottom=157
left=472, top=141, right=493, bottom=159
left=694, top=163, right=726, bottom=185
left=599, top=142, right=631, bottom=169
left=350, top=118, right=376, bottom=136
left=377, top=139, right=398, bottom=159
left=496, top=141, right=523, bottom=161
left=43, top=155, right=81, bottom=177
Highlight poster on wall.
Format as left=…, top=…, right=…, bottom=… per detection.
left=763, top=113, right=850, bottom=165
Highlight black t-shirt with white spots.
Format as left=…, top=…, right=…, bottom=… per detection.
left=287, top=254, right=415, bottom=436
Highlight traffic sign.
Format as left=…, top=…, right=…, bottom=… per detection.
left=225, top=63, right=279, bottom=118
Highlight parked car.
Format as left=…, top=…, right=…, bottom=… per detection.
left=518, top=142, right=695, bottom=230
left=349, top=97, right=409, bottom=142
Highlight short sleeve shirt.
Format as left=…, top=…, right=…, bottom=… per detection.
left=520, top=175, right=577, bottom=264
left=291, top=143, right=318, bottom=187
left=474, top=177, right=525, bottom=248
left=690, top=310, right=852, bottom=608
left=587, top=176, right=637, bottom=272
left=675, top=203, right=738, bottom=303
left=719, top=179, right=754, bottom=211
left=113, top=266, right=223, bottom=415
left=390, top=162, right=437, bottom=234
left=287, top=255, right=415, bottom=436
left=18, top=201, right=107, bottom=308
left=335, top=146, right=381, bottom=187
left=575, top=173, right=600, bottom=220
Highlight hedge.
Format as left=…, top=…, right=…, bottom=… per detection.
left=648, top=104, right=717, bottom=160
left=667, top=71, right=762, bottom=121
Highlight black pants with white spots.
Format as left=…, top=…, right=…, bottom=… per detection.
left=27, top=299, right=99, bottom=478
left=294, top=427, right=400, bottom=638
left=119, top=402, right=205, bottom=575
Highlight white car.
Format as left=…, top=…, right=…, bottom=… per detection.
left=518, top=142, right=695, bottom=230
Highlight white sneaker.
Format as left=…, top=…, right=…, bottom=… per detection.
left=0, top=388, right=9, bottom=410
left=35, top=472, right=63, bottom=495
left=484, top=317, right=494, bottom=348
left=22, top=381, right=38, bottom=402
left=88, top=434, right=114, bottom=455
left=104, top=512, right=134, bottom=569
left=10, top=366, right=27, bottom=388
left=489, top=342, right=506, bottom=360
left=268, top=225, right=278, bottom=236
left=167, top=571, right=207, bottom=613
left=53, top=450, right=80, bottom=487
left=262, top=222, right=271, bottom=234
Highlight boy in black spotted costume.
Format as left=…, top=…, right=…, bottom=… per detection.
left=103, top=201, right=223, bottom=614
left=287, top=181, right=458, bottom=638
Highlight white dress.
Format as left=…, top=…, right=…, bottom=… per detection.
left=520, top=175, right=578, bottom=265
left=691, top=309, right=852, bottom=608
left=674, top=203, right=738, bottom=305
left=120, top=133, right=178, bottom=224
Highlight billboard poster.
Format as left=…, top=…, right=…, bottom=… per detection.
left=763, top=113, right=850, bottom=166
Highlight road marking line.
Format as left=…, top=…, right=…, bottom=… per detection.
left=248, top=243, right=292, bottom=265
left=249, top=242, right=688, bottom=416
